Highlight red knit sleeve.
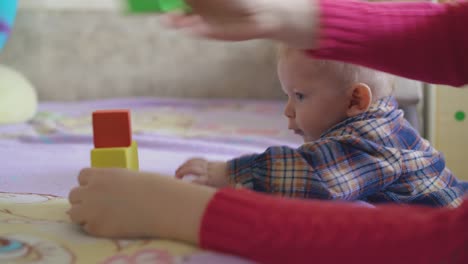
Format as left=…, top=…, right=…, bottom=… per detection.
left=309, top=0, right=468, bottom=87
left=200, top=188, right=468, bottom=264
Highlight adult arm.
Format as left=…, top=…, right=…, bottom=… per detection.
left=310, top=0, right=468, bottom=87
left=200, top=188, right=468, bottom=264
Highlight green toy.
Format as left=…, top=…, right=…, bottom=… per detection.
left=125, top=0, right=191, bottom=13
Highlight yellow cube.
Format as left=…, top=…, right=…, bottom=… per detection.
left=91, top=140, right=139, bottom=171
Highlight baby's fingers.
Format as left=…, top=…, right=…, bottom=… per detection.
left=191, top=177, right=210, bottom=186
left=175, top=162, right=207, bottom=179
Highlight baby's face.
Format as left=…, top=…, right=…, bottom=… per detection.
left=278, top=54, right=350, bottom=142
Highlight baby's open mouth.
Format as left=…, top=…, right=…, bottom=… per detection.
left=293, top=129, right=304, bottom=136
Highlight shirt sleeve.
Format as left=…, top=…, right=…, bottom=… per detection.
left=200, top=188, right=468, bottom=264
left=309, top=0, right=468, bottom=87
left=228, top=137, right=402, bottom=200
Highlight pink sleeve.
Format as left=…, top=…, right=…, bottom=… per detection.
left=200, top=188, right=468, bottom=264
left=309, top=0, right=468, bottom=87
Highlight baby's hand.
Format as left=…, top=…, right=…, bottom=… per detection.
left=175, top=158, right=230, bottom=188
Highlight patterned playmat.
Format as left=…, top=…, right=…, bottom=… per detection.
left=0, top=193, right=253, bottom=264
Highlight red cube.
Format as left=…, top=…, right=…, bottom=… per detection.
left=92, top=110, right=132, bottom=148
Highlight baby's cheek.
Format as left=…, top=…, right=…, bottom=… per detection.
left=301, top=111, right=319, bottom=126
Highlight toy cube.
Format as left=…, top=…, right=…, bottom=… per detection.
left=93, top=110, right=132, bottom=148
left=91, top=140, right=139, bottom=171
left=125, top=0, right=190, bottom=13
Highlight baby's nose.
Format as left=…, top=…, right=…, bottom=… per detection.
left=284, top=102, right=295, bottom=118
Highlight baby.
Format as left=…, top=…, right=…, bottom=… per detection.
left=176, top=46, right=467, bottom=207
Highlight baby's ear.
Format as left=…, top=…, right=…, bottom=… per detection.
left=346, top=83, right=372, bottom=117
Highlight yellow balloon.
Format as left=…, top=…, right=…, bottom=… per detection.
left=0, top=65, right=37, bottom=124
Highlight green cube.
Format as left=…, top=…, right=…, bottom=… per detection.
left=126, top=0, right=190, bottom=13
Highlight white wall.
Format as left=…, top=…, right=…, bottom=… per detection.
left=2, top=5, right=281, bottom=101
left=19, top=0, right=119, bottom=10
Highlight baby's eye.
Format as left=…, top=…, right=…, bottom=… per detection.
left=295, top=92, right=305, bottom=101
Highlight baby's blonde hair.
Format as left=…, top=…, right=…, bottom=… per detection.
left=277, top=45, right=395, bottom=101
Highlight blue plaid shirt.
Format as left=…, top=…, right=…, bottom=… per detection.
left=228, top=97, right=468, bottom=208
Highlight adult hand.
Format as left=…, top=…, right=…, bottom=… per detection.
left=161, top=0, right=320, bottom=49
left=68, top=168, right=215, bottom=243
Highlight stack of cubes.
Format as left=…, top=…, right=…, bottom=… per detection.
left=91, top=110, right=139, bottom=171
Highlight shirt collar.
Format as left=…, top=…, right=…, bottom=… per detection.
left=320, top=96, right=400, bottom=138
